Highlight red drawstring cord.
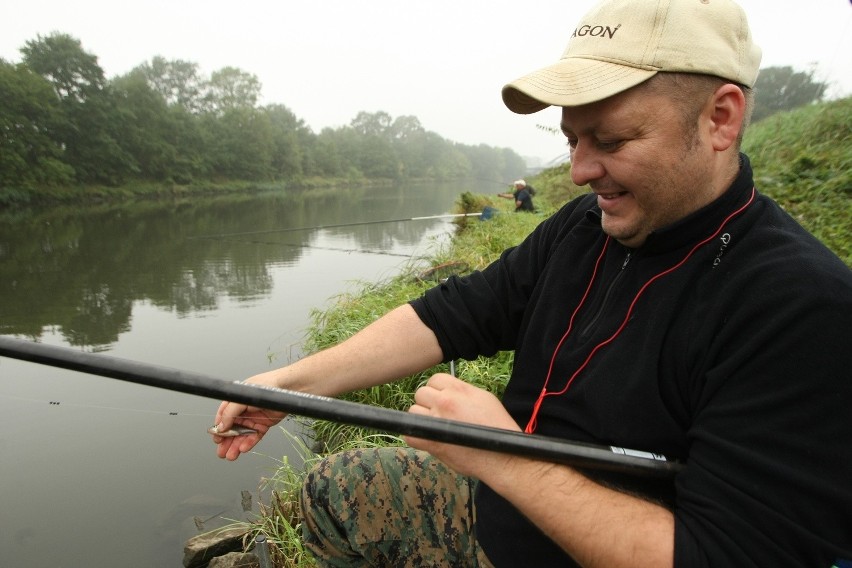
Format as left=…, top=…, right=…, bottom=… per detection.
left=524, top=187, right=756, bottom=435
left=525, top=236, right=611, bottom=434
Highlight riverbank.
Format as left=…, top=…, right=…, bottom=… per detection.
left=0, top=174, right=417, bottom=208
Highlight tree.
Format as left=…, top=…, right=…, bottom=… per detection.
left=459, top=143, right=505, bottom=182
left=134, top=56, right=206, bottom=113
left=390, top=115, right=427, bottom=178
left=110, top=69, right=180, bottom=181
left=389, top=115, right=424, bottom=141
left=358, top=134, right=398, bottom=178
left=204, top=107, right=274, bottom=180
left=0, top=59, right=73, bottom=189
left=752, top=66, right=829, bottom=123
left=21, top=33, right=135, bottom=185
left=264, top=104, right=311, bottom=179
left=350, top=111, right=393, bottom=138
left=204, top=66, right=262, bottom=115
left=313, top=127, right=348, bottom=177
left=349, top=112, right=397, bottom=178
left=64, top=88, right=139, bottom=185
left=20, top=32, right=105, bottom=103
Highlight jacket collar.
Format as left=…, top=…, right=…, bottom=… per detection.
left=585, top=153, right=756, bottom=255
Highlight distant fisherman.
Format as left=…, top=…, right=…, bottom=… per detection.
left=497, top=179, right=535, bottom=211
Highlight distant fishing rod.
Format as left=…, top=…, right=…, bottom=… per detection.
left=190, top=212, right=482, bottom=240
left=237, top=239, right=413, bottom=258
left=0, top=337, right=682, bottom=478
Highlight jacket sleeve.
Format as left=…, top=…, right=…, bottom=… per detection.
left=410, top=195, right=595, bottom=362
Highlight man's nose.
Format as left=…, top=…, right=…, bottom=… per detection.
left=569, top=144, right=605, bottom=187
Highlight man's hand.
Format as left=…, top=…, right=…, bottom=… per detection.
left=407, top=373, right=675, bottom=567
left=211, top=371, right=288, bottom=461
left=405, top=373, right=521, bottom=478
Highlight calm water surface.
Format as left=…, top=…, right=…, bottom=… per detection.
left=0, top=180, right=490, bottom=567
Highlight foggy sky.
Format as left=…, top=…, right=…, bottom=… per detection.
left=2, top=0, right=850, bottom=164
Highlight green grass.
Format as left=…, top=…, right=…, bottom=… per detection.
left=233, top=97, right=852, bottom=566
left=214, top=432, right=319, bottom=567
left=743, top=97, right=851, bottom=265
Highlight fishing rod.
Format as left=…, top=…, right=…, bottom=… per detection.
left=190, top=212, right=482, bottom=240
left=0, top=336, right=682, bottom=478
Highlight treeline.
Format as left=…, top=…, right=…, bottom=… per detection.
left=0, top=32, right=526, bottom=195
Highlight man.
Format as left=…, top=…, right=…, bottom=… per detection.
left=498, top=179, right=535, bottom=211
left=212, top=0, right=852, bottom=566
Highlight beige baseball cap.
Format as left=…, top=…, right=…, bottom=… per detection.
left=502, top=0, right=762, bottom=114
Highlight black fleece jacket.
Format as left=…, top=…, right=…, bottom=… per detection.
left=410, top=156, right=852, bottom=567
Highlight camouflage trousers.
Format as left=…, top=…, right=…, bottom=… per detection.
left=300, top=446, right=495, bottom=568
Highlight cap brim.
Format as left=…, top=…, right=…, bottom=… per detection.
left=502, top=58, right=658, bottom=114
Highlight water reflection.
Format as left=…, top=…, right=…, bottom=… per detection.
left=0, top=182, right=468, bottom=348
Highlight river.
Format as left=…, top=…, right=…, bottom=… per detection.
left=0, top=179, right=493, bottom=567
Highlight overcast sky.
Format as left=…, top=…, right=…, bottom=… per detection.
left=2, top=0, right=850, bottom=164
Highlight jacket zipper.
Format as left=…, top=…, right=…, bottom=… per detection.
left=579, top=249, right=632, bottom=337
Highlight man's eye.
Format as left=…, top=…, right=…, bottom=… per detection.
left=597, top=140, right=624, bottom=151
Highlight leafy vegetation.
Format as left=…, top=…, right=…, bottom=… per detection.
left=751, top=66, right=829, bottom=124
left=743, top=97, right=851, bottom=265
left=0, top=33, right=525, bottom=204
left=236, top=96, right=849, bottom=566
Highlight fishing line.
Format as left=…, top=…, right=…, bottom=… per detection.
left=233, top=237, right=416, bottom=258
left=0, top=392, right=214, bottom=419
left=189, top=212, right=482, bottom=240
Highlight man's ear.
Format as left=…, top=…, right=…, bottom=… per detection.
left=706, top=84, right=746, bottom=152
